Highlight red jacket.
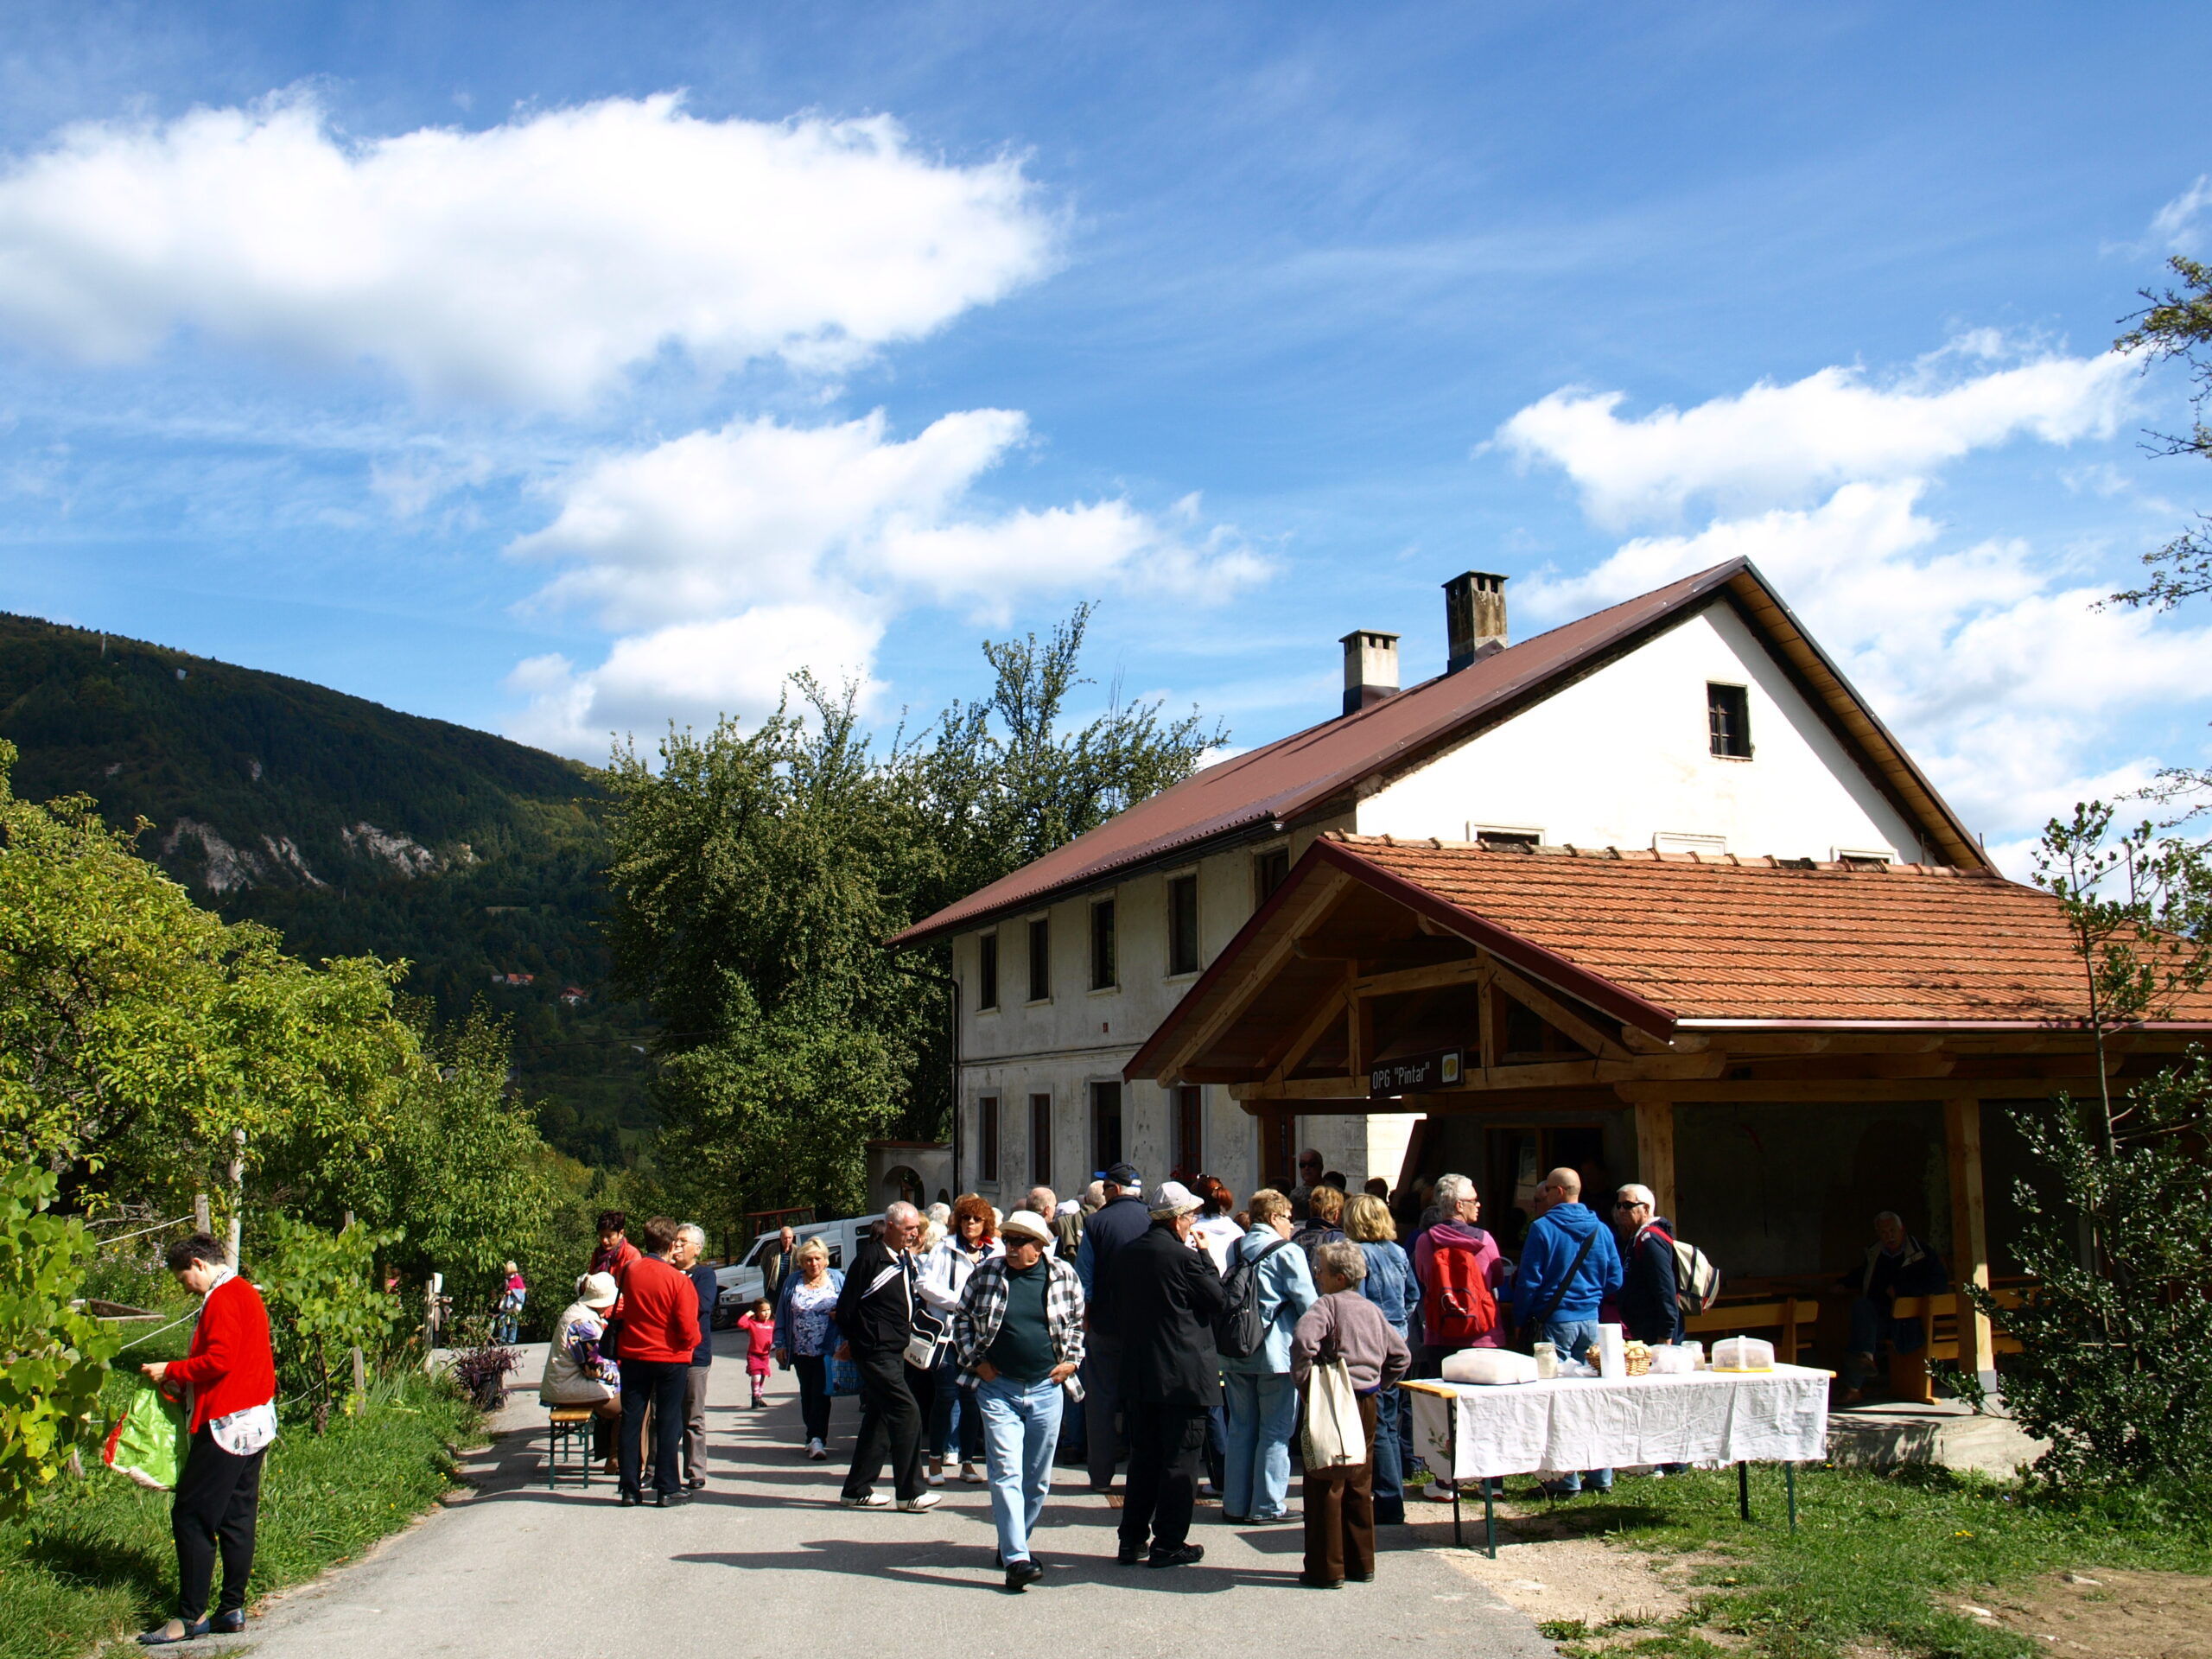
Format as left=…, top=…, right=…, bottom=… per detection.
left=611, top=1255, right=702, bottom=1363
left=164, top=1274, right=277, bottom=1433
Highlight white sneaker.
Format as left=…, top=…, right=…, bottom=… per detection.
left=1423, top=1481, right=1458, bottom=1502
left=925, top=1465, right=945, bottom=1486
left=806, top=1439, right=827, bottom=1461
left=958, top=1461, right=984, bottom=1484
left=841, top=1492, right=891, bottom=1509
left=899, top=1491, right=943, bottom=1512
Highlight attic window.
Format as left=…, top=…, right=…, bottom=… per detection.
left=1255, top=847, right=1290, bottom=905
left=1834, top=847, right=1896, bottom=869
left=1471, top=824, right=1541, bottom=852
left=1707, top=682, right=1751, bottom=758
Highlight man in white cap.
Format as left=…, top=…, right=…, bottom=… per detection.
left=951, top=1208, right=1086, bottom=1592
left=1101, top=1180, right=1226, bottom=1571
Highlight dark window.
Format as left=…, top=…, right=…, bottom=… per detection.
left=1167, top=874, right=1199, bottom=976
left=977, top=931, right=998, bottom=1010
left=1090, top=899, right=1117, bottom=989
left=1475, top=830, right=1539, bottom=852
left=1030, top=1094, right=1052, bottom=1185
left=1090, top=1081, right=1123, bottom=1173
left=1707, top=683, right=1751, bottom=758
left=1027, top=917, right=1051, bottom=1001
left=979, top=1096, right=1000, bottom=1184
left=1173, top=1084, right=1203, bottom=1179
left=1255, top=847, right=1290, bottom=905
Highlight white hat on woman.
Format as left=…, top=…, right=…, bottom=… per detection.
left=575, top=1271, right=619, bottom=1310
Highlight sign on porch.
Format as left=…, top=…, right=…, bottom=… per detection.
left=1370, top=1047, right=1465, bottom=1097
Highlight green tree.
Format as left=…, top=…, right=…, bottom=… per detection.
left=0, top=1165, right=119, bottom=1519
left=0, top=741, right=412, bottom=1217
left=253, top=1212, right=403, bottom=1433
left=605, top=607, right=1224, bottom=1227
left=1962, top=804, right=2212, bottom=1489
left=2109, top=255, right=2212, bottom=613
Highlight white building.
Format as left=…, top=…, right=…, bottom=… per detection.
left=888, top=558, right=1988, bottom=1205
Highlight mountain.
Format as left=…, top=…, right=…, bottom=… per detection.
left=0, top=613, right=654, bottom=1166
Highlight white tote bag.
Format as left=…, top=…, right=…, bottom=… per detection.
left=1301, top=1357, right=1368, bottom=1470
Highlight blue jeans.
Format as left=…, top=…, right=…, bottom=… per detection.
left=931, top=1351, right=983, bottom=1461
left=976, top=1375, right=1063, bottom=1565
left=1845, top=1295, right=1927, bottom=1388
left=1223, top=1370, right=1299, bottom=1520
left=1542, top=1319, right=1612, bottom=1493
left=1370, top=1379, right=1406, bottom=1522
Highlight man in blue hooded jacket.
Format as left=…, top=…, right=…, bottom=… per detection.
left=1510, top=1167, right=1624, bottom=1494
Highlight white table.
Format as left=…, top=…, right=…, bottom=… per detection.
left=1401, top=1364, right=1832, bottom=1554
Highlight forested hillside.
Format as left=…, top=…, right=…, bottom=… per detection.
left=0, top=613, right=652, bottom=1164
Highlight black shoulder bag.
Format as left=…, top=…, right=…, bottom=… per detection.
left=1514, top=1229, right=1599, bottom=1353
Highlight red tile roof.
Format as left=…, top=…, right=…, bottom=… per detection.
left=1331, top=834, right=2212, bottom=1027
left=891, top=557, right=1982, bottom=949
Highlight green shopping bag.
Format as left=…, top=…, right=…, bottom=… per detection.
left=103, top=1384, right=189, bottom=1491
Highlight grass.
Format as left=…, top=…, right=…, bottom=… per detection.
left=0, top=1368, right=476, bottom=1659
left=1509, top=1461, right=2212, bottom=1659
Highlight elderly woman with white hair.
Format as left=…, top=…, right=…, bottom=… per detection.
left=541, top=1271, right=624, bottom=1471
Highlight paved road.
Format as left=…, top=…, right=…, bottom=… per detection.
left=248, top=1331, right=1554, bottom=1659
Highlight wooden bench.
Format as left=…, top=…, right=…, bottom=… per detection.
left=547, top=1407, right=596, bottom=1489
left=1885, top=1288, right=2029, bottom=1402
left=1684, top=1297, right=1820, bottom=1363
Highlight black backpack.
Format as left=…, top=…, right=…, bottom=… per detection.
left=1215, top=1238, right=1292, bottom=1360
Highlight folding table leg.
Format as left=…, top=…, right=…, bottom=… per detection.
left=1738, top=1459, right=1751, bottom=1522
left=1786, top=1461, right=1797, bottom=1531
left=1484, top=1481, right=1497, bottom=1560
left=1451, top=1396, right=1464, bottom=1548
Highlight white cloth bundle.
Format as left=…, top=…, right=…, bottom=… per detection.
left=1440, top=1347, right=1540, bottom=1386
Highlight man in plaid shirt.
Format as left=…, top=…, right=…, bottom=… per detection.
left=951, top=1208, right=1086, bottom=1592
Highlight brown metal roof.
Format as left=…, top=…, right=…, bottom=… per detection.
left=888, top=557, right=1986, bottom=950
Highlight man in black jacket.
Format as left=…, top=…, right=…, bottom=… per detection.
left=1103, top=1181, right=1226, bottom=1570
left=1075, top=1161, right=1150, bottom=1492
left=1611, top=1185, right=1685, bottom=1345
left=835, top=1203, right=938, bottom=1511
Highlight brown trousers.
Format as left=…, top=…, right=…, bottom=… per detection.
left=1301, top=1392, right=1378, bottom=1585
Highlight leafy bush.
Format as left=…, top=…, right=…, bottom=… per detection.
left=0, top=1165, right=118, bottom=1522
left=446, top=1343, right=521, bottom=1411
left=252, top=1213, right=400, bottom=1433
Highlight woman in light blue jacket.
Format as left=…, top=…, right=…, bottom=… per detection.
left=1220, top=1188, right=1318, bottom=1523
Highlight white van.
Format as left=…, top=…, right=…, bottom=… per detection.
left=713, top=1213, right=885, bottom=1327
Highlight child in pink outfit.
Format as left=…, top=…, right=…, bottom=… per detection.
left=737, top=1300, right=775, bottom=1408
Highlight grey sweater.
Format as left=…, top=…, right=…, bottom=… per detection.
left=1290, top=1288, right=1413, bottom=1392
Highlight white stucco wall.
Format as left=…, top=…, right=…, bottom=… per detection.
left=1355, top=602, right=1930, bottom=863
left=946, top=598, right=1946, bottom=1203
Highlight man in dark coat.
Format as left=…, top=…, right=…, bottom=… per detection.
left=1074, top=1161, right=1150, bottom=1491
left=1840, top=1211, right=1948, bottom=1400
left=1611, top=1185, right=1685, bottom=1346
left=1102, top=1181, right=1226, bottom=1569
left=835, top=1202, right=937, bottom=1511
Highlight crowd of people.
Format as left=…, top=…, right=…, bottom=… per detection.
left=527, top=1154, right=1797, bottom=1593
left=120, top=1159, right=1946, bottom=1635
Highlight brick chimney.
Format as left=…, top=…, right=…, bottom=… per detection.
left=1444, top=571, right=1508, bottom=672
left=1339, top=630, right=1401, bottom=716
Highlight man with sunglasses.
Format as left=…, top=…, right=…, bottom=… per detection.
left=1614, top=1185, right=1689, bottom=1476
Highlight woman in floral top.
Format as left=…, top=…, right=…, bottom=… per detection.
left=540, top=1271, right=623, bottom=1469
left=772, top=1238, right=846, bottom=1461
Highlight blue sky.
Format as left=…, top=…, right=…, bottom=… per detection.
left=1, top=3, right=2207, bottom=868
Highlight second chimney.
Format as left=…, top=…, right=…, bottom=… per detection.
left=1444, top=571, right=1509, bottom=672
left=1340, top=630, right=1400, bottom=716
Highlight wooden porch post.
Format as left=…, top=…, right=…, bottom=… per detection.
left=1943, top=1096, right=1995, bottom=1386
left=1634, top=1099, right=1678, bottom=1226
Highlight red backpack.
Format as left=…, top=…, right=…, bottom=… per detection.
left=1423, top=1238, right=1498, bottom=1346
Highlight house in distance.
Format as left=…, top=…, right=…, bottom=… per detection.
left=891, top=558, right=2212, bottom=1382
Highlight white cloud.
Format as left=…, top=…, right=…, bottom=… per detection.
left=2151, top=175, right=2212, bottom=254
left=506, top=604, right=887, bottom=758
left=0, top=92, right=1054, bottom=407
left=1496, top=345, right=2130, bottom=528
left=503, top=410, right=1269, bottom=756
left=1506, top=342, right=2212, bottom=861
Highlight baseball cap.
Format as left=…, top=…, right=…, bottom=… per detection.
left=1148, top=1179, right=1203, bottom=1217
left=1001, top=1210, right=1053, bottom=1243
left=1102, top=1161, right=1142, bottom=1188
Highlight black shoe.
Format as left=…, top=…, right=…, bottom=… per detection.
left=137, top=1619, right=210, bottom=1647
left=1300, top=1573, right=1345, bottom=1589
left=657, top=1489, right=692, bottom=1507
left=1116, top=1541, right=1145, bottom=1566
left=1350, top=1573, right=1374, bottom=1583
left=1147, top=1543, right=1205, bottom=1568
left=1003, top=1559, right=1046, bottom=1592
left=618, top=1491, right=643, bottom=1506
left=210, top=1611, right=245, bottom=1634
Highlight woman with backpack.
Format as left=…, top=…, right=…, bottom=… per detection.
left=1407, top=1173, right=1509, bottom=1503
left=1217, top=1188, right=1318, bottom=1525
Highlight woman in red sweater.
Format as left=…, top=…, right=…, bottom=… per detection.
left=138, top=1231, right=277, bottom=1646
left=612, top=1214, right=702, bottom=1507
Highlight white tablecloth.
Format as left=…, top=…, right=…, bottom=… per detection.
left=1402, top=1364, right=1831, bottom=1481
